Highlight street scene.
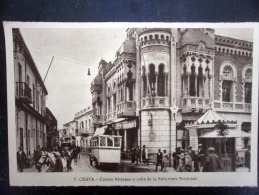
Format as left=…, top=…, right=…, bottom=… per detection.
left=13, top=27, right=253, bottom=173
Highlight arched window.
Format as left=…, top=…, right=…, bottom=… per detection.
left=142, top=66, right=147, bottom=97
left=155, top=34, right=159, bottom=40
left=220, top=63, right=237, bottom=102
left=197, top=65, right=203, bottom=97
left=190, top=64, right=196, bottom=96
left=242, top=67, right=252, bottom=103
left=157, top=64, right=165, bottom=96
left=149, top=64, right=156, bottom=95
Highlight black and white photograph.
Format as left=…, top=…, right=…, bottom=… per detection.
left=4, top=22, right=258, bottom=186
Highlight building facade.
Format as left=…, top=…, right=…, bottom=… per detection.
left=14, top=29, right=48, bottom=156
left=91, top=28, right=253, bottom=161
left=45, top=107, right=58, bottom=148
left=74, top=106, right=94, bottom=149
left=62, top=106, right=94, bottom=149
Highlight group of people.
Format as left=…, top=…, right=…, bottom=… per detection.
left=155, top=149, right=169, bottom=172
left=129, top=144, right=223, bottom=172
left=173, top=144, right=222, bottom=172
left=130, top=145, right=149, bottom=165
left=17, top=144, right=82, bottom=172
left=50, top=145, right=81, bottom=172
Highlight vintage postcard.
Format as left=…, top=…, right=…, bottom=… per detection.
left=4, top=22, right=258, bottom=186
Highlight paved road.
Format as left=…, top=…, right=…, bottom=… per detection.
left=23, top=153, right=99, bottom=172
left=70, top=153, right=99, bottom=172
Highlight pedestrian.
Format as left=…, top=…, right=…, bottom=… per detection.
left=77, top=145, right=81, bottom=159
left=142, top=145, right=149, bottom=165
left=185, top=150, right=193, bottom=172
left=172, top=147, right=181, bottom=170
left=72, top=147, right=78, bottom=164
left=53, top=152, right=63, bottom=172
left=245, top=145, right=251, bottom=171
left=187, top=145, right=199, bottom=172
left=131, top=146, right=136, bottom=163
left=155, top=149, right=163, bottom=171
left=177, top=150, right=185, bottom=172
left=162, top=150, right=169, bottom=172
left=60, top=150, right=68, bottom=172
left=34, top=145, right=42, bottom=166
left=203, top=147, right=221, bottom=172
left=17, top=146, right=27, bottom=172
left=198, top=144, right=205, bottom=172
left=135, top=146, right=140, bottom=165
left=66, top=149, right=73, bottom=170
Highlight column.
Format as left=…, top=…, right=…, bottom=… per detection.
left=195, top=74, right=197, bottom=97
left=124, top=129, right=127, bottom=151
left=202, top=76, right=205, bottom=97
left=155, top=72, right=158, bottom=95
left=187, top=74, right=190, bottom=96
left=164, top=73, right=166, bottom=96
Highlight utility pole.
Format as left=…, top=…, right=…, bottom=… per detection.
left=44, top=56, right=54, bottom=82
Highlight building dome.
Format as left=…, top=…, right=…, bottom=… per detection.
left=117, top=39, right=136, bottom=55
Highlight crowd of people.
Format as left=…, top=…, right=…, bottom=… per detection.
left=129, top=144, right=223, bottom=172
left=173, top=144, right=222, bottom=172
left=17, top=145, right=82, bottom=172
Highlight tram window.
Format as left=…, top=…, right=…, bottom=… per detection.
left=100, top=136, right=106, bottom=146
left=114, top=137, right=120, bottom=147
left=107, top=137, right=113, bottom=146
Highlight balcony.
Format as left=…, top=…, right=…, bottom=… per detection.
left=117, top=101, right=136, bottom=117
left=181, top=97, right=211, bottom=113
left=142, top=96, right=169, bottom=109
left=92, top=115, right=104, bottom=125
left=16, top=82, right=32, bottom=104
left=213, top=101, right=251, bottom=113
left=76, top=128, right=93, bottom=137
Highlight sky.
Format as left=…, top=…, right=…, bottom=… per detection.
left=20, top=27, right=253, bottom=129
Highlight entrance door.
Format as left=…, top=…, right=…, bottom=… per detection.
left=20, top=128, right=23, bottom=148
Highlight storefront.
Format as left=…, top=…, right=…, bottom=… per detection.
left=185, top=109, right=250, bottom=171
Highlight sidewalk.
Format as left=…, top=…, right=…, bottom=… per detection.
left=121, top=159, right=176, bottom=172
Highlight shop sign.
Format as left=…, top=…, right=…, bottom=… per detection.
left=189, top=136, right=198, bottom=150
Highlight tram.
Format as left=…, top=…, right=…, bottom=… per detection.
left=90, top=135, right=122, bottom=167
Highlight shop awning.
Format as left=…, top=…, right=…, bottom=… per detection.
left=93, top=126, right=107, bottom=136
left=105, top=118, right=127, bottom=125
left=200, top=130, right=251, bottom=138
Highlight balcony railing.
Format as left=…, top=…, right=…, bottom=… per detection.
left=76, top=127, right=94, bottom=137
left=142, top=96, right=169, bottom=109
left=213, top=101, right=251, bottom=113
left=181, top=97, right=211, bottom=113
left=16, top=82, right=32, bottom=103
left=92, top=115, right=103, bottom=125
left=117, top=101, right=136, bottom=117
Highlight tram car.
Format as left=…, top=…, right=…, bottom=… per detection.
left=90, top=134, right=122, bottom=167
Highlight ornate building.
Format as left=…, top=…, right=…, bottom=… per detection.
left=91, top=28, right=253, bottom=161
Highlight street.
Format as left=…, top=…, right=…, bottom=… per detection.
left=23, top=153, right=161, bottom=173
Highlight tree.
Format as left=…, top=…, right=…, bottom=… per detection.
left=215, top=120, right=229, bottom=157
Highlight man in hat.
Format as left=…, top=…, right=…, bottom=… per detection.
left=155, top=149, right=163, bottom=172
left=198, top=144, right=205, bottom=171
left=53, top=152, right=63, bottom=172
left=187, top=145, right=198, bottom=172
left=172, top=147, right=181, bottom=170
left=142, top=145, right=149, bottom=165
left=34, top=145, right=42, bottom=169
left=203, top=147, right=221, bottom=172
left=17, top=146, right=27, bottom=172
